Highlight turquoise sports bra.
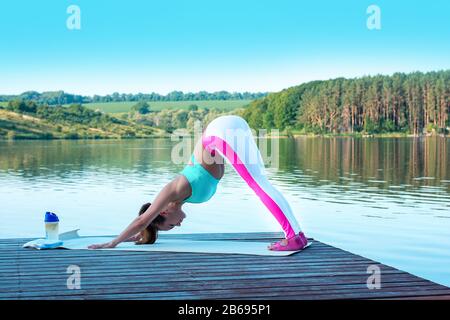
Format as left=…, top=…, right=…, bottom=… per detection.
left=180, top=155, right=220, bottom=203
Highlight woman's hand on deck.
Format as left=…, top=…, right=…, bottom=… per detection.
left=88, top=241, right=117, bottom=249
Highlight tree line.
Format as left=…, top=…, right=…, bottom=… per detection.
left=0, top=90, right=267, bottom=106
left=243, top=70, right=450, bottom=135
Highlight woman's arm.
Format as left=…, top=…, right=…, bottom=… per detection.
left=124, top=233, right=141, bottom=242
left=88, top=177, right=187, bottom=249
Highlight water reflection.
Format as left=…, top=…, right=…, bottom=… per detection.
left=272, top=136, right=450, bottom=215
left=0, top=137, right=449, bottom=287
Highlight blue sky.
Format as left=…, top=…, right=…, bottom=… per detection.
left=0, top=0, right=449, bottom=95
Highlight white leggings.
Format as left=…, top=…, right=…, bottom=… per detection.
left=202, top=115, right=302, bottom=238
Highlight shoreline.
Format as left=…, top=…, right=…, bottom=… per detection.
left=1, top=132, right=448, bottom=141
left=291, top=133, right=449, bottom=138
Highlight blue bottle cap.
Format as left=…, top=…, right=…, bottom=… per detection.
left=45, top=212, right=59, bottom=222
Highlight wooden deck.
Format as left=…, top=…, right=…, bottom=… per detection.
left=1, top=232, right=449, bottom=300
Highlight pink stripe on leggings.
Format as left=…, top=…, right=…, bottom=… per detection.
left=203, top=135, right=296, bottom=238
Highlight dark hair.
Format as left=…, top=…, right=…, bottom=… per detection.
left=135, top=202, right=166, bottom=245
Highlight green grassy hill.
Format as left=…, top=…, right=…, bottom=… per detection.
left=0, top=98, right=247, bottom=139
left=78, top=99, right=252, bottom=113
left=0, top=108, right=164, bottom=140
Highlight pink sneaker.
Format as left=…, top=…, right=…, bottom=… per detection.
left=268, top=232, right=308, bottom=251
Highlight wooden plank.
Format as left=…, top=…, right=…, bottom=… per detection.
left=0, top=262, right=386, bottom=278
left=0, top=267, right=409, bottom=287
left=0, top=254, right=374, bottom=268
left=0, top=281, right=440, bottom=299
left=6, top=286, right=450, bottom=300
left=0, top=249, right=346, bottom=261
left=0, top=272, right=441, bottom=296
left=0, top=273, right=429, bottom=293
left=0, top=232, right=449, bottom=300
left=0, top=263, right=403, bottom=279
left=0, top=254, right=370, bottom=267
left=0, top=252, right=345, bottom=263
left=387, top=295, right=450, bottom=300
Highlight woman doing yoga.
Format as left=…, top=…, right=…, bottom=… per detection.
left=89, top=115, right=308, bottom=251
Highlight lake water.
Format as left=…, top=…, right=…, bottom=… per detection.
left=1, top=137, right=449, bottom=287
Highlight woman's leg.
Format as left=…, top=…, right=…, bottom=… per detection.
left=202, top=115, right=308, bottom=250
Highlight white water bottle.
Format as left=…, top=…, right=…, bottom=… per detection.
left=45, top=212, right=59, bottom=241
